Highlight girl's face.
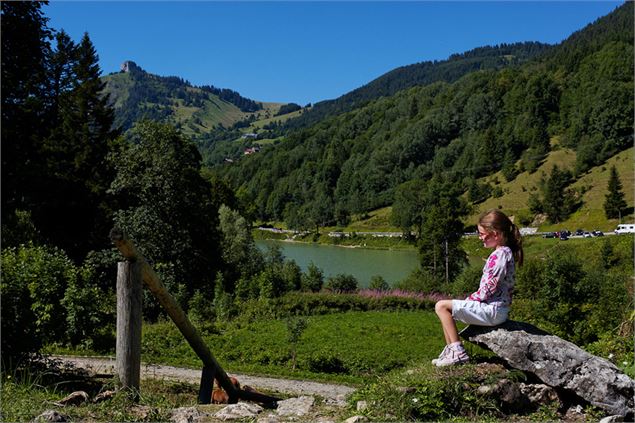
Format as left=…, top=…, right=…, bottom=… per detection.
left=477, top=225, right=500, bottom=248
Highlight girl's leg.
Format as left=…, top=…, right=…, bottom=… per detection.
left=435, top=300, right=460, bottom=344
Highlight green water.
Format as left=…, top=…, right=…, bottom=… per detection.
left=256, top=240, right=420, bottom=287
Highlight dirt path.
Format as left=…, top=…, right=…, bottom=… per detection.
left=51, top=355, right=356, bottom=402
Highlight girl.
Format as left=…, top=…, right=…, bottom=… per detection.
left=433, top=209, right=523, bottom=367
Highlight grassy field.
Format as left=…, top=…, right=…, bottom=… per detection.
left=138, top=311, right=455, bottom=385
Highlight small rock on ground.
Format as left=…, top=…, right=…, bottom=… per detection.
left=214, top=402, right=264, bottom=421
left=276, top=396, right=315, bottom=417
left=32, top=410, right=69, bottom=423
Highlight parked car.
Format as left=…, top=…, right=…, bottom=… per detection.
left=542, top=232, right=556, bottom=238
left=592, top=230, right=604, bottom=237
left=583, top=232, right=592, bottom=238
left=559, top=233, right=569, bottom=241
left=575, top=229, right=585, bottom=236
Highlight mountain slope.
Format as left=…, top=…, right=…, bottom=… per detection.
left=217, top=2, right=633, bottom=231
left=283, top=42, right=551, bottom=131
left=102, top=61, right=283, bottom=139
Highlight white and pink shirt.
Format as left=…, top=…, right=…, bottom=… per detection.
left=467, top=246, right=515, bottom=308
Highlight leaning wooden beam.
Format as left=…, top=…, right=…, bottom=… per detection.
left=110, top=228, right=279, bottom=405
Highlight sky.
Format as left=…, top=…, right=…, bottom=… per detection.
left=45, top=1, right=622, bottom=105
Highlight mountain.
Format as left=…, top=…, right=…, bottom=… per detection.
left=282, top=42, right=552, bottom=131
left=217, top=2, right=633, bottom=231
left=102, top=61, right=285, bottom=140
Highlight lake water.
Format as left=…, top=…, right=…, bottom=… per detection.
left=256, top=240, right=420, bottom=287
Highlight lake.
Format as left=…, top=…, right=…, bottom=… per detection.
left=256, top=240, right=420, bottom=287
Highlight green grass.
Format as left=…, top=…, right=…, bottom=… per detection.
left=467, top=146, right=634, bottom=230
left=1, top=367, right=206, bottom=422
left=140, top=311, right=455, bottom=385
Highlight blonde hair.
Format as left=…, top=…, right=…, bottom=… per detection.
left=478, top=209, right=523, bottom=266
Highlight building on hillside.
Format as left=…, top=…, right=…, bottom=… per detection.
left=243, top=146, right=260, bottom=155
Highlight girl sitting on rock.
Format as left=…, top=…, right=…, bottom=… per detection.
left=433, top=209, right=523, bottom=367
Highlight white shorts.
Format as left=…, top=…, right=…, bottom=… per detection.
left=452, top=300, right=508, bottom=326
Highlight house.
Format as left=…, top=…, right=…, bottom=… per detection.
left=243, top=146, right=260, bottom=155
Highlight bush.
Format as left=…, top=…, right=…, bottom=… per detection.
left=1, top=244, right=75, bottom=363
left=325, top=274, right=359, bottom=293
left=369, top=275, right=389, bottom=291
left=395, top=268, right=443, bottom=294
left=300, top=262, right=324, bottom=292
left=450, top=265, right=482, bottom=297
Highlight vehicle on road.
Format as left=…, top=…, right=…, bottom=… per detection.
left=615, top=224, right=635, bottom=234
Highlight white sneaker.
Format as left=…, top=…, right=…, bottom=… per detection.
left=431, top=345, right=449, bottom=365
left=435, top=345, right=469, bottom=367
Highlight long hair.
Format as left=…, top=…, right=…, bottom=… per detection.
left=478, top=209, right=523, bottom=266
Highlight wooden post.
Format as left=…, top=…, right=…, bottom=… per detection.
left=198, top=366, right=215, bottom=404
left=110, top=228, right=280, bottom=406
left=116, top=260, right=142, bottom=392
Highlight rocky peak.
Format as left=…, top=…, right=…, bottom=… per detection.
left=120, top=60, right=141, bottom=73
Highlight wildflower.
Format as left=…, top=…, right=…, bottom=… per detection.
left=608, top=353, right=614, bottom=359
left=623, top=361, right=629, bottom=366
left=412, top=398, right=419, bottom=403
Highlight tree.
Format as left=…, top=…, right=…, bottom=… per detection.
left=218, top=204, right=263, bottom=290
left=541, top=165, right=579, bottom=223
left=110, top=121, right=225, bottom=315
left=301, top=262, right=324, bottom=292
left=417, top=177, right=469, bottom=283
left=1, top=1, right=52, bottom=243
left=604, top=165, right=627, bottom=219
left=37, top=32, right=120, bottom=259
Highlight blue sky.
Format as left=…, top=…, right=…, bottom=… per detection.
left=45, top=1, right=621, bottom=105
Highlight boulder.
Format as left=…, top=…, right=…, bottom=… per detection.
left=460, top=320, right=635, bottom=417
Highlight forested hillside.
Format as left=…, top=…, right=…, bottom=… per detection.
left=219, top=2, right=633, bottom=239
left=283, top=42, right=551, bottom=131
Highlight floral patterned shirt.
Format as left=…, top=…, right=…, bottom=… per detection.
left=467, top=246, right=515, bottom=308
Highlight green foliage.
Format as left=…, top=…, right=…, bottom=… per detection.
left=512, top=240, right=631, bottom=345
left=369, top=275, right=390, bottom=291
left=110, top=120, right=226, bottom=318
left=351, top=365, right=503, bottom=421
left=300, top=262, right=324, bottom=292
left=395, top=269, right=444, bottom=294
left=325, top=274, right=359, bottom=293
left=218, top=204, right=264, bottom=288
left=604, top=165, right=627, bottom=219
left=1, top=244, right=115, bottom=364
left=538, top=165, right=581, bottom=223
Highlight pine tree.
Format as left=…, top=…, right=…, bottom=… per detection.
left=37, top=32, right=119, bottom=258
left=603, top=166, right=627, bottom=219
left=1, top=1, right=52, bottom=233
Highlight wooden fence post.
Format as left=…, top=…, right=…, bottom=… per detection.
left=116, top=260, right=142, bottom=392
left=110, top=228, right=280, bottom=406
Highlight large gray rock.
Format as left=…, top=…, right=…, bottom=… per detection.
left=460, top=320, right=635, bottom=417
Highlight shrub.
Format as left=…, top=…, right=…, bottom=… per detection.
left=450, top=264, right=482, bottom=297
left=1, top=244, right=75, bottom=363
left=395, top=268, right=443, bottom=294
left=368, top=275, right=389, bottom=291
left=300, top=262, right=324, bottom=292
left=325, top=274, right=358, bottom=293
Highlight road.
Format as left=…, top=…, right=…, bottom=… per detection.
left=50, top=355, right=355, bottom=402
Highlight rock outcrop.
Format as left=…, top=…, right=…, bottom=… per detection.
left=460, top=320, right=634, bottom=418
